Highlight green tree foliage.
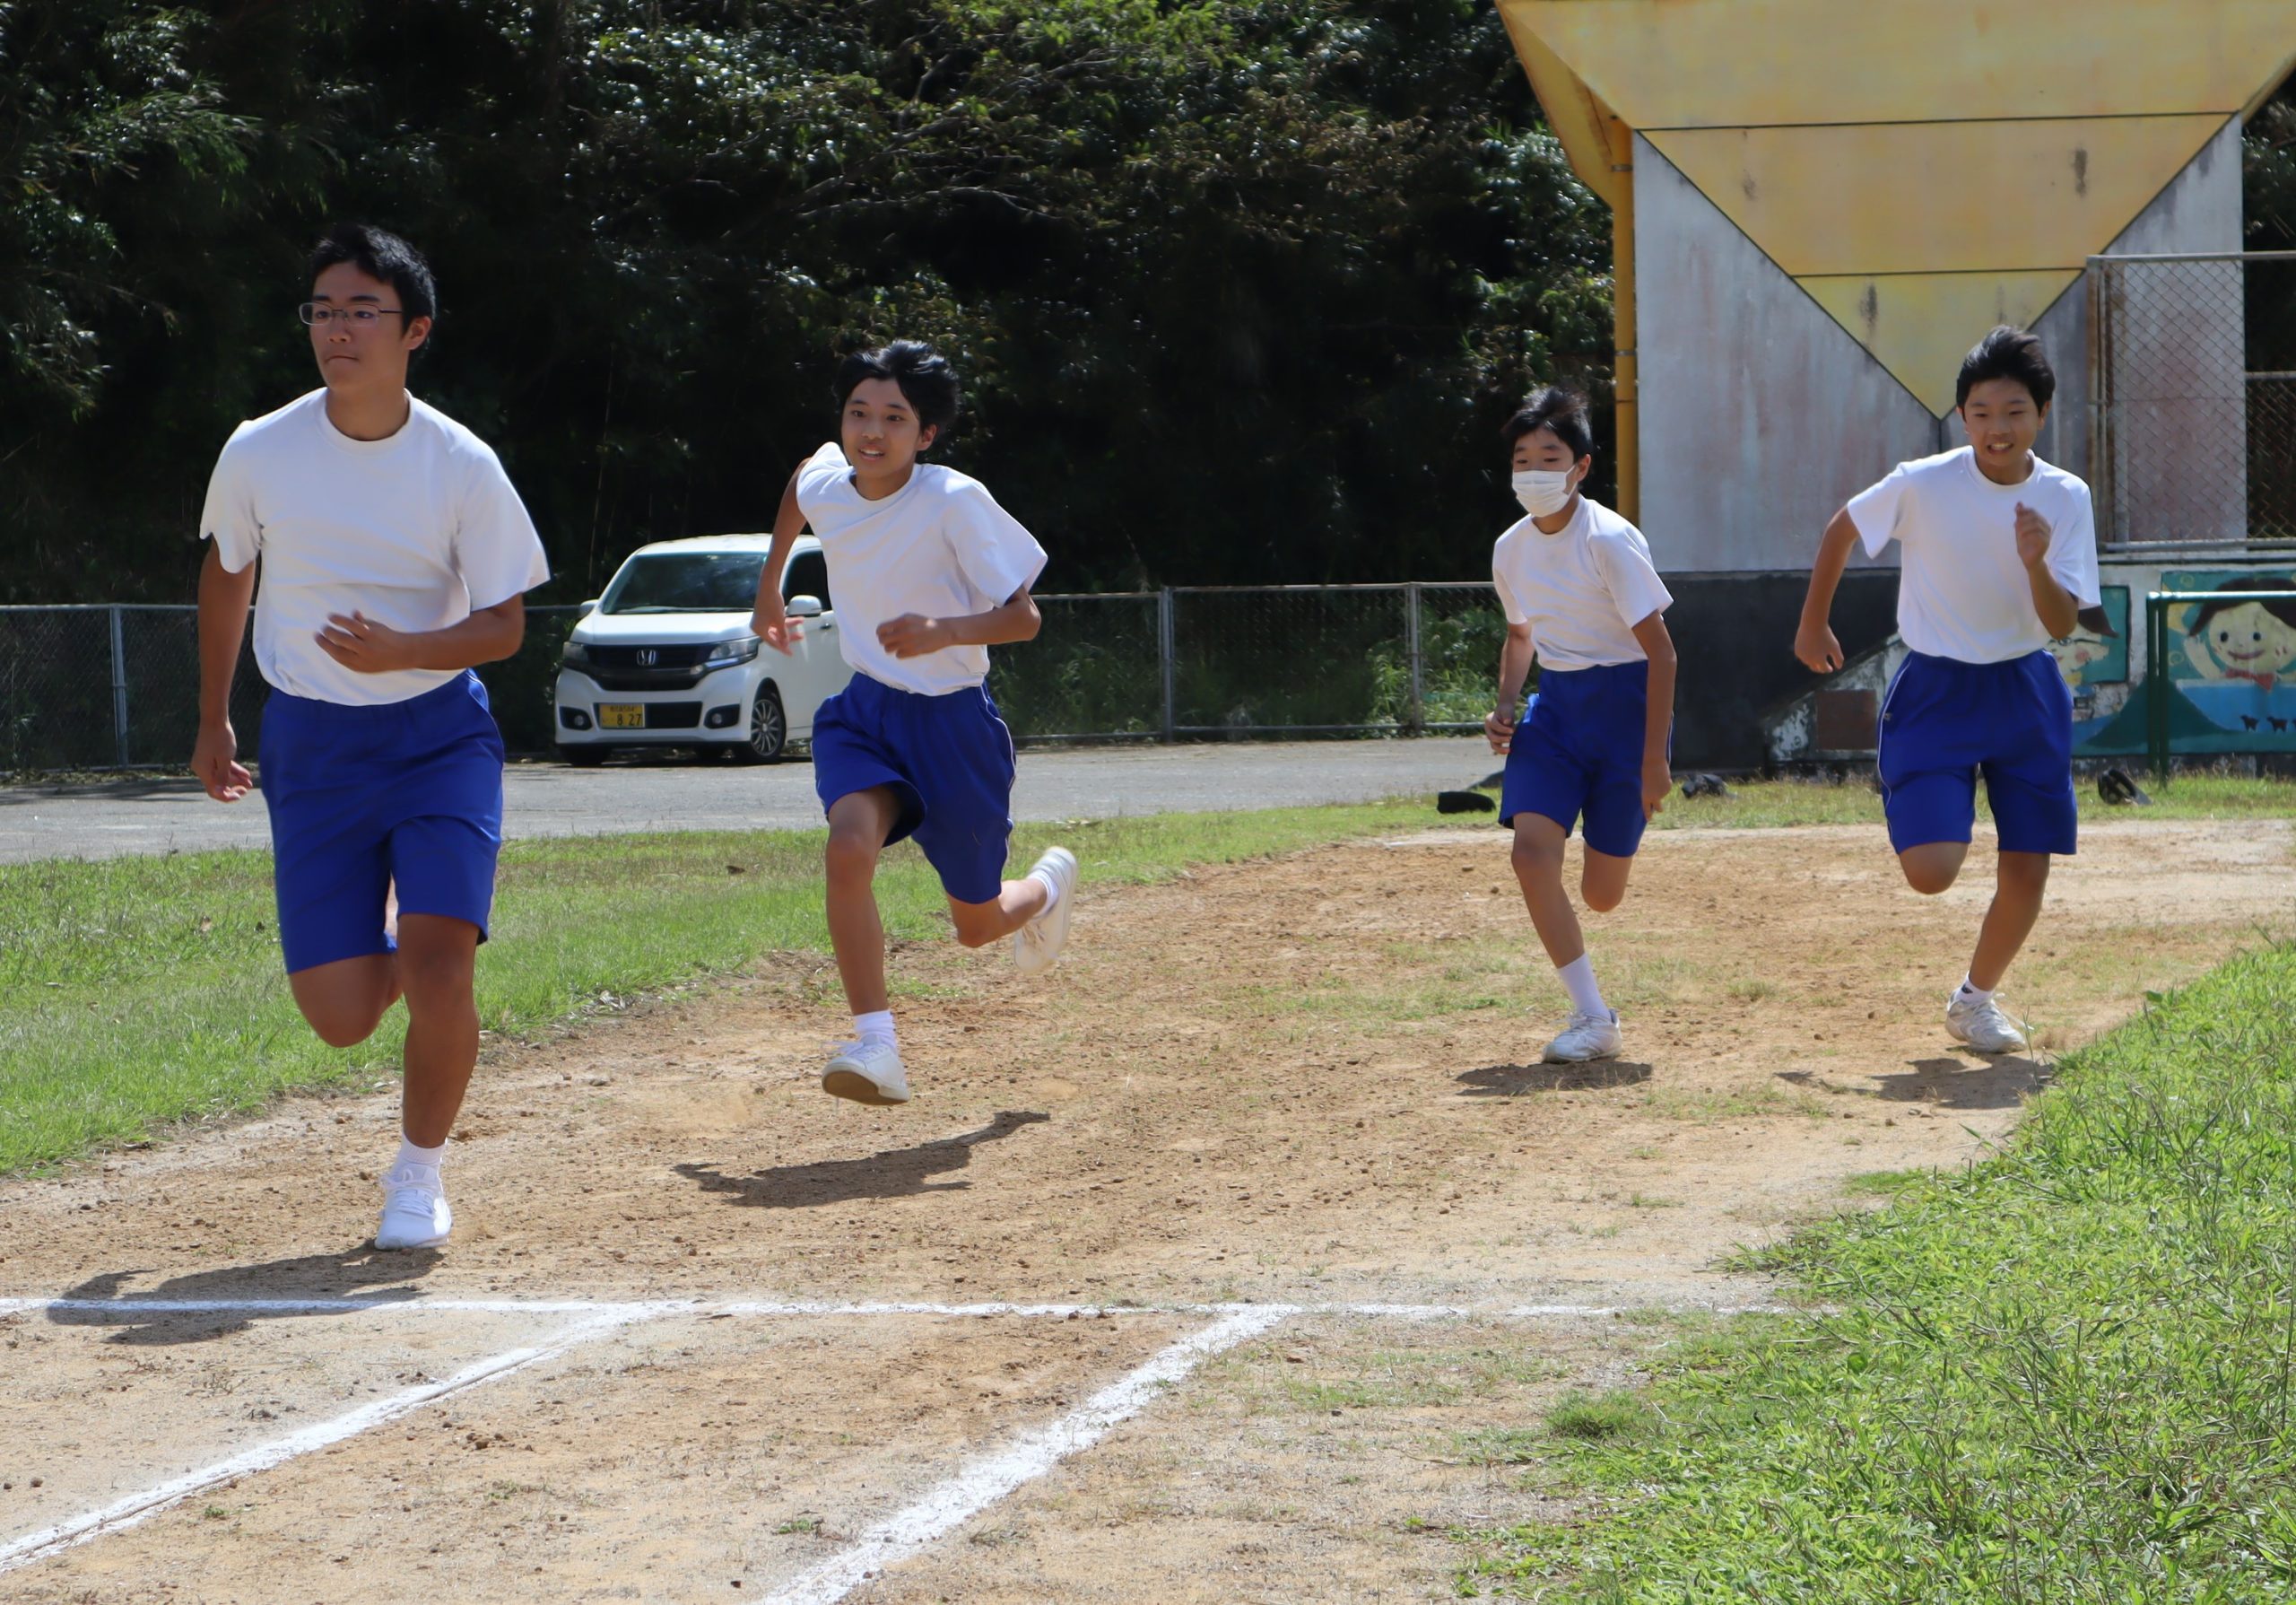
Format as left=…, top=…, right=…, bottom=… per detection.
left=0, top=0, right=1615, bottom=600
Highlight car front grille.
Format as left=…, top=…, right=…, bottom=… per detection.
left=578, top=644, right=718, bottom=692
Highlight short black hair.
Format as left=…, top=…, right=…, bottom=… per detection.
left=1501, top=386, right=1594, bottom=461
left=1955, top=325, right=2054, bottom=412
left=834, top=340, right=960, bottom=432
left=2189, top=576, right=2296, bottom=633
left=309, top=222, right=437, bottom=326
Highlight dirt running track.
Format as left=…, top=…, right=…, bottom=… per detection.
left=2, top=818, right=2288, bottom=1602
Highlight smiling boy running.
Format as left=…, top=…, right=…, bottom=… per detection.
left=751, top=341, right=1072, bottom=1106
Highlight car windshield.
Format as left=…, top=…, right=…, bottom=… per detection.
left=599, top=553, right=766, bottom=615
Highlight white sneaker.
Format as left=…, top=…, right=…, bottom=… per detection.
left=822, top=1038, right=910, bottom=1105
left=1945, top=990, right=2029, bottom=1053
left=1013, top=847, right=1078, bottom=977
left=1542, top=1009, right=1622, bottom=1064
left=374, top=1166, right=451, bottom=1251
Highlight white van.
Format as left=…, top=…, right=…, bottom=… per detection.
left=552, top=534, right=851, bottom=763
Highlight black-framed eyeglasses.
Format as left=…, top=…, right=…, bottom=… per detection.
left=298, top=302, right=409, bottom=327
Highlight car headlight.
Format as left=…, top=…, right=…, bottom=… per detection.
left=704, top=638, right=761, bottom=666
left=562, top=640, right=593, bottom=667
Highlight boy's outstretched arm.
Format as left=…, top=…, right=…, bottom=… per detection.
left=1795, top=507, right=1862, bottom=673
left=750, top=460, right=811, bottom=652
left=877, top=587, right=1041, bottom=658
left=194, top=545, right=257, bottom=801
left=1630, top=610, right=1676, bottom=818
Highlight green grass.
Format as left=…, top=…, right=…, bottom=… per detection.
left=1462, top=942, right=2296, bottom=1602
left=0, top=800, right=1435, bottom=1175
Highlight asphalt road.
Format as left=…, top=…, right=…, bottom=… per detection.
left=0, top=738, right=1497, bottom=864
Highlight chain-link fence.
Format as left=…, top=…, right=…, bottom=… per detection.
left=0, top=587, right=1515, bottom=772
left=2091, top=249, right=2296, bottom=547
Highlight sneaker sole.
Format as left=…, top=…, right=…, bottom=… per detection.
left=822, top=1069, right=909, bottom=1105
left=1542, top=1042, right=1622, bottom=1065
left=373, top=1232, right=449, bottom=1252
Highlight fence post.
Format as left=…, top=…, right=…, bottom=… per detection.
left=109, top=605, right=131, bottom=768
left=2145, top=591, right=2168, bottom=786
left=1158, top=588, right=1177, bottom=743
left=1405, top=583, right=1424, bottom=735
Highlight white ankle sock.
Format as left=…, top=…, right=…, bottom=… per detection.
left=393, top=1135, right=445, bottom=1184
left=854, top=1009, right=897, bottom=1046
left=1556, top=954, right=1608, bottom=1018
left=1956, top=975, right=1995, bottom=1004
left=1029, top=867, right=1062, bottom=912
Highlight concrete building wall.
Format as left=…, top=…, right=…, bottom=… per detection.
left=1637, top=119, right=2244, bottom=576
left=2034, top=118, right=2245, bottom=492
left=1633, top=134, right=1938, bottom=574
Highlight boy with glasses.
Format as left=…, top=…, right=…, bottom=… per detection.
left=192, top=222, right=549, bottom=1249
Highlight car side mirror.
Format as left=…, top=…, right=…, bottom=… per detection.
left=576, top=598, right=599, bottom=619
left=786, top=595, right=825, bottom=618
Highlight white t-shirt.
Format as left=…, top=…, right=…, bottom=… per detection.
left=200, top=389, right=550, bottom=706
left=1848, top=447, right=2101, bottom=664
left=1492, top=497, right=1674, bottom=671
left=796, top=443, right=1048, bottom=696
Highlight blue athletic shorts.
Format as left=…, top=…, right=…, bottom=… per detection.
left=1877, top=648, right=2076, bottom=857
left=1499, top=659, right=1665, bottom=859
left=812, top=673, right=1015, bottom=905
left=257, top=671, right=507, bottom=974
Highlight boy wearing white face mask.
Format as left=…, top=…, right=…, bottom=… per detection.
left=1484, top=387, right=1678, bottom=1064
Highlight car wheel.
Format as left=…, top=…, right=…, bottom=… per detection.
left=559, top=744, right=607, bottom=768
left=737, top=684, right=787, bottom=763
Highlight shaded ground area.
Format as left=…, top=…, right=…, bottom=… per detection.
left=1, top=818, right=2286, bottom=1600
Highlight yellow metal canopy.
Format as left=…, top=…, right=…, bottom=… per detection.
left=1500, top=0, right=2296, bottom=415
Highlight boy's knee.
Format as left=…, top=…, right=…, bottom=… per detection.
left=1901, top=864, right=1957, bottom=895
left=1582, top=882, right=1624, bottom=914
left=397, top=947, right=473, bottom=1007
left=305, top=1007, right=382, bottom=1049
left=948, top=904, right=1002, bottom=947
left=824, top=831, right=880, bottom=882
left=1511, top=840, right=1561, bottom=882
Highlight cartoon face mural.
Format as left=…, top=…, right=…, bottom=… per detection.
left=2186, top=589, right=2296, bottom=688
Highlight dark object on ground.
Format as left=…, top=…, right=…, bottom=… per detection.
left=1438, top=789, right=1498, bottom=815
left=2097, top=767, right=2153, bottom=807
left=1476, top=771, right=1506, bottom=790
left=1679, top=772, right=1731, bottom=799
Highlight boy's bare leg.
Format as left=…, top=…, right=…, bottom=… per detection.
left=1967, top=850, right=2050, bottom=992
left=1580, top=847, right=1635, bottom=914
left=288, top=954, right=402, bottom=1048
left=825, top=787, right=900, bottom=1014
left=1898, top=841, right=1970, bottom=895
left=396, top=914, right=482, bottom=1148
left=1510, top=815, right=1587, bottom=966
left=947, top=876, right=1050, bottom=949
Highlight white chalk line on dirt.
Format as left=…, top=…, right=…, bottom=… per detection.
left=0, top=1301, right=678, bottom=1578
left=3, top=1295, right=1780, bottom=1321
left=761, top=1305, right=1292, bottom=1605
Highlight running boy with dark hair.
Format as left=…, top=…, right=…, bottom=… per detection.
left=1796, top=325, right=2100, bottom=1052
left=193, top=222, right=550, bottom=1249
left=751, top=340, right=1073, bottom=1106
left=1486, top=386, right=1678, bottom=1064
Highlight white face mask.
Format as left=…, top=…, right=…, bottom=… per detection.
left=1512, top=468, right=1578, bottom=518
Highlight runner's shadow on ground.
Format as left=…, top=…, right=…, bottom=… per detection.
left=45, top=1252, right=438, bottom=1345
left=1860, top=1055, right=2052, bottom=1111
left=676, top=1111, right=1051, bottom=1208
left=1455, top=1062, right=1655, bottom=1096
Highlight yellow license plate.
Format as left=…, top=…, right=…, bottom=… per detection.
left=598, top=704, right=645, bottom=729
